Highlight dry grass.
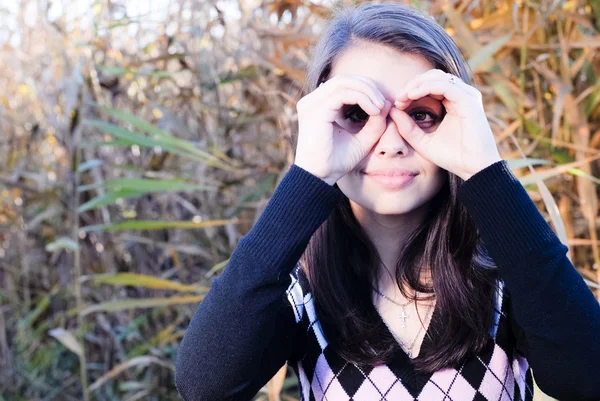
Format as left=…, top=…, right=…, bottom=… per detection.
left=0, top=0, right=599, bottom=400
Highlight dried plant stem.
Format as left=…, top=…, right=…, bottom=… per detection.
left=72, top=115, right=90, bottom=401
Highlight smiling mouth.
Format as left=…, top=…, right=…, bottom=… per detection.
left=362, top=172, right=418, bottom=189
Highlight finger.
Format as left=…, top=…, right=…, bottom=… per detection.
left=404, top=69, right=457, bottom=91
left=322, top=76, right=386, bottom=109
left=393, top=93, right=445, bottom=111
left=389, top=106, right=429, bottom=153
left=404, top=81, right=472, bottom=112
left=351, top=75, right=388, bottom=101
left=354, top=100, right=393, bottom=147
left=393, top=98, right=412, bottom=110
left=398, top=69, right=479, bottom=100
left=327, top=89, right=382, bottom=122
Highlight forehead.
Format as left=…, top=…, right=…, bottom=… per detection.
left=329, top=42, right=434, bottom=99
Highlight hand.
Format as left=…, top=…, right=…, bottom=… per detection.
left=294, top=75, right=393, bottom=185
left=390, top=69, right=501, bottom=181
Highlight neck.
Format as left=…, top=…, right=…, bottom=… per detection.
left=349, top=200, right=429, bottom=291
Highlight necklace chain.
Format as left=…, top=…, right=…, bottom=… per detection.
left=387, top=302, right=434, bottom=359
left=372, top=286, right=413, bottom=308
left=372, top=286, right=435, bottom=359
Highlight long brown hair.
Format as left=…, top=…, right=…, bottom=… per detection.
left=297, top=3, right=499, bottom=373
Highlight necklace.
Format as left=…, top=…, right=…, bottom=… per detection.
left=385, top=302, right=434, bottom=359
left=372, top=285, right=435, bottom=358
left=372, top=286, right=413, bottom=328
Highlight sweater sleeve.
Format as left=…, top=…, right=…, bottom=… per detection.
left=175, top=164, right=344, bottom=401
left=457, top=160, right=600, bottom=401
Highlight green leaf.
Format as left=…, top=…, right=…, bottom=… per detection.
left=506, top=158, right=553, bottom=170
left=95, top=65, right=131, bottom=76
left=204, top=259, right=230, bottom=278
left=48, top=328, right=84, bottom=358
left=535, top=138, right=576, bottom=164
left=523, top=119, right=543, bottom=136
left=469, top=32, right=513, bottom=72
left=81, top=295, right=205, bottom=316
left=485, top=74, right=519, bottom=114
left=82, top=218, right=237, bottom=232
left=225, top=173, right=278, bottom=218
left=96, top=64, right=175, bottom=78
left=77, top=183, right=102, bottom=192
left=91, top=273, right=206, bottom=293
left=88, top=356, right=174, bottom=393
left=78, top=190, right=144, bottom=213
left=84, top=139, right=138, bottom=148
left=584, top=83, right=600, bottom=117
left=103, top=178, right=216, bottom=192
left=45, top=237, right=79, bottom=252
left=17, top=291, right=53, bottom=331
left=78, top=178, right=216, bottom=193
left=85, top=120, right=166, bottom=149
left=77, top=159, right=103, bottom=173
left=94, top=107, right=242, bottom=171
left=566, top=168, right=600, bottom=185
left=85, top=119, right=239, bottom=171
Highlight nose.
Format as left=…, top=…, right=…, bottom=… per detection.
left=373, top=116, right=411, bottom=158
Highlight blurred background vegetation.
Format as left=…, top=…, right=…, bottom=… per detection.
left=0, top=0, right=599, bottom=400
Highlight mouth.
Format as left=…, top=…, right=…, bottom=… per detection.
left=361, top=170, right=418, bottom=190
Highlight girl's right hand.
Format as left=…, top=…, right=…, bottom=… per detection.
left=294, top=75, right=392, bottom=185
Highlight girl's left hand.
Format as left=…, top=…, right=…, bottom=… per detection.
left=389, top=69, right=501, bottom=181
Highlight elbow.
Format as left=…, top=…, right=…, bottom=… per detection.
left=175, top=355, right=198, bottom=401
left=175, top=359, right=218, bottom=401
left=175, top=343, right=239, bottom=401
left=175, top=346, right=214, bottom=401
left=527, top=330, right=600, bottom=400
left=535, top=371, right=600, bottom=401
left=174, top=367, right=192, bottom=401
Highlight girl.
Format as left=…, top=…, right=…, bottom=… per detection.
left=175, top=3, right=600, bottom=401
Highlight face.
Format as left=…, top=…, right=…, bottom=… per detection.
left=329, top=42, right=447, bottom=216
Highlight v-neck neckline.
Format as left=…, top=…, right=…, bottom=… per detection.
left=372, top=298, right=438, bottom=361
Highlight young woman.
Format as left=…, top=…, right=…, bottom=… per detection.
left=175, top=3, right=600, bottom=401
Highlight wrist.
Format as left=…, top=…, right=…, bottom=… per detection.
left=460, top=155, right=503, bottom=181
left=293, top=163, right=338, bottom=186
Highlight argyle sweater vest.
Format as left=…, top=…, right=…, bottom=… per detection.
left=285, top=264, right=534, bottom=401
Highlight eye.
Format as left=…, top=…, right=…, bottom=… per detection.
left=343, top=105, right=370, bottom=124
left=409, top=109, right=440, bottom=129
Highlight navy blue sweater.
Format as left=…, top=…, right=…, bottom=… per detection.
left=175, top=160, right=600, bottom=400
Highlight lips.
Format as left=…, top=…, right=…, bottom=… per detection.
left=361, top=168, right=418, bottom=189
left=362, top=168, right=418, bottom=177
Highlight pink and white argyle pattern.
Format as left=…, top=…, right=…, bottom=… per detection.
left=285, top=265, right=534, bottom=401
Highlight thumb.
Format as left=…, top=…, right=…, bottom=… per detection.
left=389, top=107, right=427, bottom=152
left=354, top=100, right=393, bottom=149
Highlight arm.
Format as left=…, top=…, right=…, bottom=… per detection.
left=458, top=160, right=600, bottom=401
left=175, top=164, right=344, bottom=401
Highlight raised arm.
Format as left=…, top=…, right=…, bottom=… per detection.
left=458, top=160, right=600, bottom=401
left=175, top=164, right=344, bottom=401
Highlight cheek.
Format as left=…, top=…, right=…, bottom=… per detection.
left=335, top=173, right=356, bottom=196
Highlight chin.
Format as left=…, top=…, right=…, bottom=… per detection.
left=353, top=195, right=429, bottom=215
left=337, top=175, right=447, bottom=216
